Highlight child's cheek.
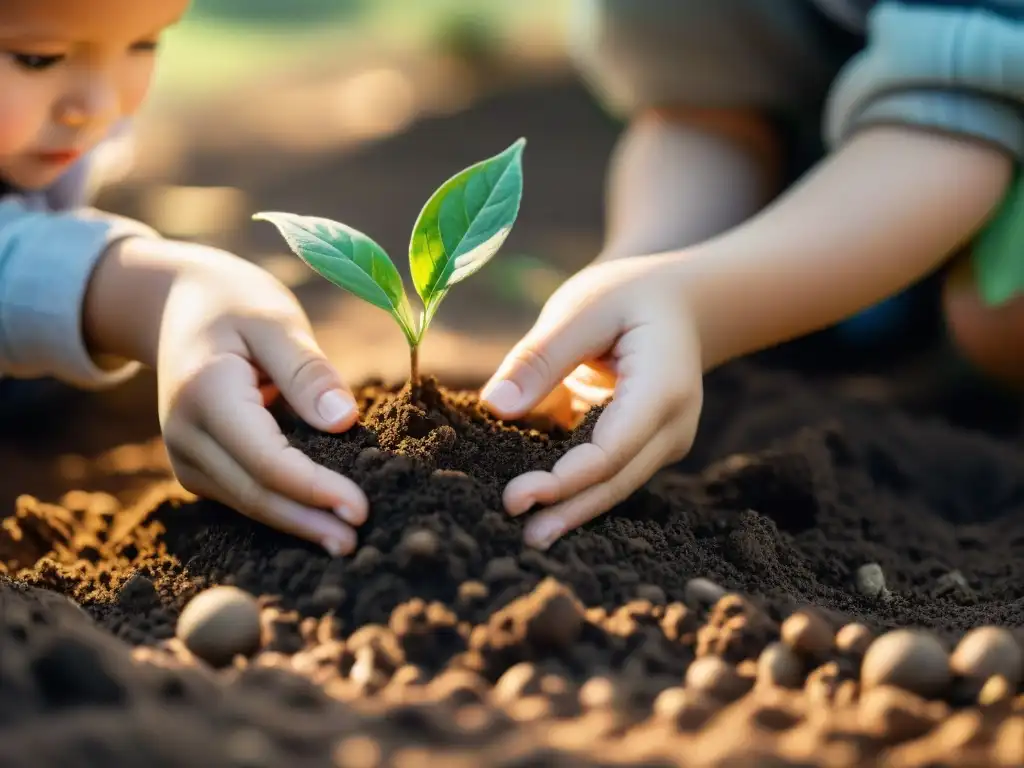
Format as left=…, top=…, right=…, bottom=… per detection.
left=0, top=95, right=42, bottom=158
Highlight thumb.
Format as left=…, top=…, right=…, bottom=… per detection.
left=248, top=325, right=358, bottom=433
left=481, top=307, right=618, bottom=419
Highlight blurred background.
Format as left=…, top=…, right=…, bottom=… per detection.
left=98, top=0, right=617, bottom=386
left=4, top=0, right=633, bottom=505
left=14, top=0, right=997, bottom=509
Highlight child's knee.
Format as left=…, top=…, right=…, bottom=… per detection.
left=942, top=255, right=1024, bottom=387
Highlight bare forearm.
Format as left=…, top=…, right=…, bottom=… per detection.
left=597, top=108, right=782, bottom=262
left=83, top=237, right=229, bottom=368
left=662, top=127, right=1013, bottom=370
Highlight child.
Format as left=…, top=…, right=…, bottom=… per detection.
left=481, top=0, right=1024, bottom=550
left=0, top=0, right=368, bottom=556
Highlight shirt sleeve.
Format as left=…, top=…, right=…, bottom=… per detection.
left=825, top=1, right=1024, bottom=158
left=0, top=199, right=157, bottom=389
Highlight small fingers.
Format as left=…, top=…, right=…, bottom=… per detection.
left=482, top=303, right=619, bottom=419
left=522, top=431, right=680, bottom=550
left=246, top=323, right=358, bottom=433
left=197, top=356, right=368, bottom=525
left=171, top=432, right=358, bottom=556
left=504, top=367, right=690, bottom=517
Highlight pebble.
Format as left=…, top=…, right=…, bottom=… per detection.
left=456, top=580, right=490, bottom=605
left=493, top=662, right=542, bottom=703
left=857, top=686, right=944, bottom=742
left=835, top=623, right=874, bottom=656
left=399, top=529, right=440, bottom=560
left=977, top=674, right=1014, bottom=706
left=949, top=626, right=1022, bottom=687
left=855, top=563, right=889, bottom=599
left=684, top=578, right=726, bottom=610
left=635, top=584, right=667, bottom=605
left=525, top=579, right=583, bottom=650
left=354, top=447, right=383, bottom=469
left=757, top=642, right=804, bottom=688
left=861, top=629, right=950, bottom=698
left=685, top=656, right=747, bottom=701
left=176, top=586, right=262, bottom=668
left=781, top=610, right=833, bottom=657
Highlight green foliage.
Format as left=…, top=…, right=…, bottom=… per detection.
left=254, top=138, right=526, bottom=367
left=409, top=137, right=525, bottom=335
left=185, top=0, right=363, bottom=26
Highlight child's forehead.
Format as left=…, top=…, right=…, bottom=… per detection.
left=0, top=0, right=188, bottom=41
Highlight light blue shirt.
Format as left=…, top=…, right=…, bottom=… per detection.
left=0, top=124, right=155, bottom=389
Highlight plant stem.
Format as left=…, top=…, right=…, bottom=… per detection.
left=410, top=344, right=420, bottom=395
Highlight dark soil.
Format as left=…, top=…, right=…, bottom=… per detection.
left=1, top=365, right=1023, bottom=767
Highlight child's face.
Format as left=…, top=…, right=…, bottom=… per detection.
left=0, top=0, right=189, bottom=190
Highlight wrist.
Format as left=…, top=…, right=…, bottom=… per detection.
left=83, top=237, right=241, bottom=368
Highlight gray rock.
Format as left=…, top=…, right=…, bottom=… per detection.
left=176, top=586, right=262, bottom=668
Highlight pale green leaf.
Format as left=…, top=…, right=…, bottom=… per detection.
left=409, top=138, right=525, bottom=337
left=254, top=211, right=417, bottom=342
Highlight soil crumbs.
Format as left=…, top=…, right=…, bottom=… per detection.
left=1, top=364, right=1023, bottom=767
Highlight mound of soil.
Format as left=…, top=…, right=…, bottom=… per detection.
left=1, top=365, right=1023, bottom=767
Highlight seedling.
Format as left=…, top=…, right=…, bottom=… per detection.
left=254, top=138, right=526, bottom=389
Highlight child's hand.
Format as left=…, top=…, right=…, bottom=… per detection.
left=481, top=256, right=703, bottom=549
left=151, top=249, right=368, bottom=556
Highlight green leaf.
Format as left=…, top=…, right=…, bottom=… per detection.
left=974, top=171, right=1024, bottom=307
left=409, top=138, right=525, bottom=338
left=253, top=211, right=417, bottom=343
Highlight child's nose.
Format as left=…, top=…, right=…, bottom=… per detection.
left=55, top=81, right=119, bottom=128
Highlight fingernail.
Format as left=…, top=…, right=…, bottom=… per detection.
left=335, top=504, right=362, bottom=526
left=322, top=537, right=345, bottom=557
left=527, top=518, right=563, bottom=550
left=508, top=495, right=535, bottom=517
left=481, top=379, right=522, bottom=413
left=317, top=390, right=355, bottom=424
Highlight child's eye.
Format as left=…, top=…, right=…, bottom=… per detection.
left=130, top=40, right=160, bottom=53
left=10, top=53, right=64, bottom=71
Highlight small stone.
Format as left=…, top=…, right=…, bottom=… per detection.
left=855, top=563, right=888, bottom=599
left=684, top=578, right=726, bottom=610
left=934, top=570, right=975, bottom=600
left=399, top=529, right=439, bottom=561
left=857, top=686, right=945, bottom=741
left=861, top=629, right=950, bottom=698
left=757, top=642, right=804, bottom=689
left=349, top=546, right=382, bottom=574
left=355, top=447, right=383, bottom=469
left=120, top=573, right=158, bottom=602
left=225, top=727, right=277, bottom=768
left=635, top=584, right=667, bottom=605
left=653, top=687, right=718, bottom=731
left=457, top=581, right=489, bottom=605
left=685, top=656, right=747, bottom=701
left=578, top=677, right=616, bottom=709
left=524, top=580, right=584, bottom=650
left=493, top=662, right=542, bottom=703
left=176, top=586, right=262, bottom=668
left=781, top=610, right=833, bottom=657
left=835, top=623, right=873, bottom=656
left=483, top=557, right=521, bottom=583
left=333, top=735, right=382, bottom=768
left=950, top=626, right=1023, bottom=685
left=978, top=675, right=1014, bottom=706
left=431, top=469, right=470, bottom=481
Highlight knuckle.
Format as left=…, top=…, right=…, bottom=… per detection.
left=250, top=443, right=283, bottom=487
left=287, top=350, right=334, bottom=393
left=512, top=344, right=555, bottom=386
left=236, top=475, right=268, bottom=517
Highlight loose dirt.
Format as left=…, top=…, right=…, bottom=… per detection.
left=1, top=364, right=1022, bottom=766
